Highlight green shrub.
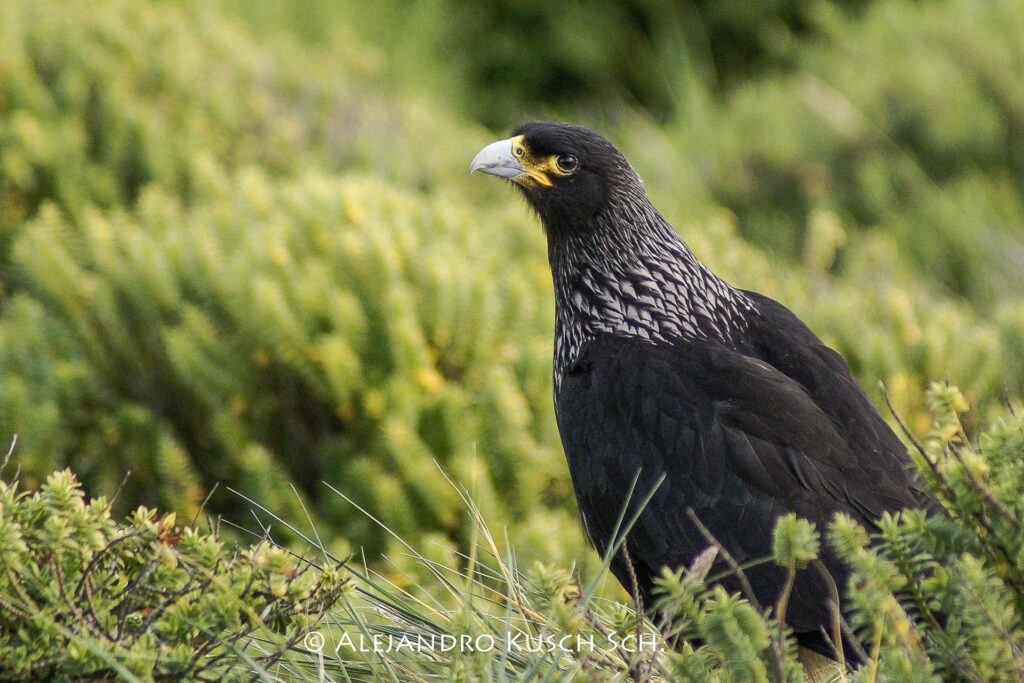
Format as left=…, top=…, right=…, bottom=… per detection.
left=3, top=394, right=1024, bottom=680
left=825, top=384, right=1024, bottom=681
left=306, top=385, right=1024, bottom=682
left=297, top=0, right=866, bottom=125
left=0, top=469, right=345, bottom=680
left=0, top=464, right=810, bottom=681
left=5, top=161, right=1021, bottom=572
left=0, top=0, right=312, bottom=233
left=2, top=0, right=1024, bottom=604
left=674, top=0, right=1024, bottom=304
left=0, top=167, right=590, bottom=567
left=0, top=0, right=477, bottom=280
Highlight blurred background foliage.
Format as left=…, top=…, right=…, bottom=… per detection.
left=1, top=0, right=1023, bottom=582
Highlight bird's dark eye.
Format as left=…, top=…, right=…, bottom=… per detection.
left=556, top=154, right=579, bottom=173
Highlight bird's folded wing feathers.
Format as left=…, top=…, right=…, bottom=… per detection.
left=556, top=332, right=923, bottom=639
left=558, top=333, right=918, bottom=534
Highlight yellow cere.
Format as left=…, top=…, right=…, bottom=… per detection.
left=509, top=135, right=571, bottom=188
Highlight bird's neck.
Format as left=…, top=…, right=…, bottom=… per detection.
left=547, top=199, right=756, bottom=383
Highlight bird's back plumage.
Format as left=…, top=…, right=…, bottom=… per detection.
left=555, top=318, right=920, bottom=657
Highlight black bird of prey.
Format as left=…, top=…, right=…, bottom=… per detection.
left=470, top=121, right=925, bottom=660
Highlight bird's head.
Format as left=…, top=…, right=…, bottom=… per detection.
left=469, top=121, right=642, bottom=234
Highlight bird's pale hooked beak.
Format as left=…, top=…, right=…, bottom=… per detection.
left=468, top=138, right=524, bottom=179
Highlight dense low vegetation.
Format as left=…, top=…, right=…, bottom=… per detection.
left=2, top=0, right=1023, bottom=678
left=4, top=390, right=1024, bottom=680
left=0, top=469, right=346, bottom=680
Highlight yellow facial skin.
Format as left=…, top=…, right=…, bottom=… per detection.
left=509, top=135, right=573, bottom=188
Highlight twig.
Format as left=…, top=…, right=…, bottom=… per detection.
left=837, top=611, right=870, bottom=665
left=109, top=469, right=132, bottom=507
left=880, top=384, right=934, bottom=469
left=621, top=541, right=650, bottom=683
left=812, top=559, right=847, bottom=676
left=190, top=481, right=220, bottom=527
left=865, top=620, right=883, bottom=683
left=75, top=531, right=144, bottom=599
left=1001, top=382, right=1017, bottom=418
left=51, top=557, right=105, bottom=645
left=947, top=442, right=1022, bottom=533
left=0, top=434, right=16, bottom=472
left=775, top=567, right=796, bottom=660
left=685, top=509, right=762, bottom=612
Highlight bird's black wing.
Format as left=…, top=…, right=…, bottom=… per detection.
left=555, top=331, right=918, bottom=649
left=740, top=291, right=927, bottom=508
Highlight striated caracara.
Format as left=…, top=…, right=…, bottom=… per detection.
left=470, top=121, right=926, bottom=661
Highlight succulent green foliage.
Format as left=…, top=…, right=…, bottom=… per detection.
left=827, top=385, right=1024, bottom=682
left=2, top=0, right=1024, bottom=584
left=3, top=0, right=1024, bottom=679
left=0, top=167, right=584, bottom=569
left=773, top=513, right=821, bottom=570
left=672, top=0, right=1024, bottom=305
left=5, top=392, right=1024, bottom=681
left=0, top=0, right=312, bottom=236
left=0, top=0, right=473, bottom=277
left=303, top=390, right=1024, bottom=682
left=283, top=490, right=817, bottom=683
left=0, top=469, right=345, bottom=681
